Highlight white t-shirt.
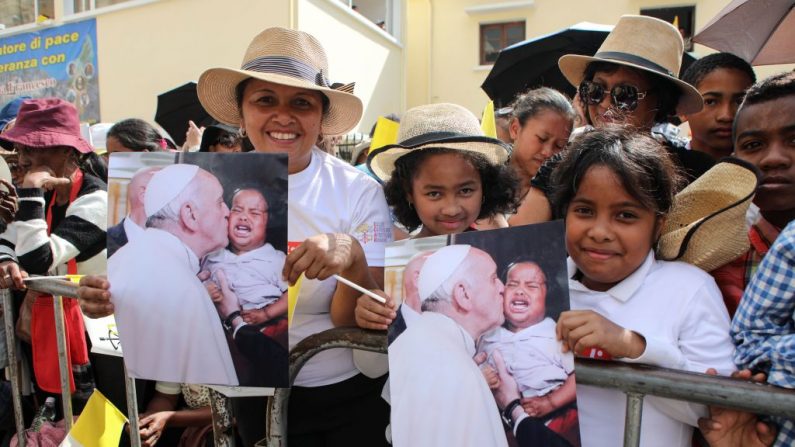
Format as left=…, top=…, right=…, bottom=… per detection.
left=289, top=148, right=392, bottom=387
left=569, top=251, right=735, bottom=447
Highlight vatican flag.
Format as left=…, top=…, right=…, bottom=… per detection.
left=481, top=101, right=497, bottom=138
left=60, top=390, right=126, bottom=447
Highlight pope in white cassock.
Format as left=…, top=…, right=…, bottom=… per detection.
left=109, top=164, right=239, bottom=385
left=389, top=244, right=509, bottom=447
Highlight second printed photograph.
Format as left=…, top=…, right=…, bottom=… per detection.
left=387, top=222, right=581, bottom=447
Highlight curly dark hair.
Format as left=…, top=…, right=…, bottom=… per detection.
left=733, top=71, right=795, bottom=140
left=550, top=125, right=683, bottom=220
left=581, top=61, right=681, bottom=125
left=384, top=147, right=520, bottom=233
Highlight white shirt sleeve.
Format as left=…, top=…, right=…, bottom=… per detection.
left=154, top=381, right=181, bottom=395
left=625, top=277, right=735, bottom=427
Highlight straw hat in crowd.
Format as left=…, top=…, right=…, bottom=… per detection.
left=657, top=158, right=759, bottom=271
left=558, top=14, right=703, bottom=115
left=197, top=27, right=362, bottom=136
left=367, top=103, right=512, bottom=182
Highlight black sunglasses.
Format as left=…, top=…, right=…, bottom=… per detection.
left=579, top=80, right=651, bottom=112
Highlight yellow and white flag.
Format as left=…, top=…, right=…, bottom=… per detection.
left=370, top=116, right=400, bottom=152
left=60, top=390, right=127, bottom=447
left=481, top=101, right=497, bottom=138
left=288, top=274, right=304, bottom=327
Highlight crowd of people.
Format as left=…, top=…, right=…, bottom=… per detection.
left=0, top=10, right=790, bottom=447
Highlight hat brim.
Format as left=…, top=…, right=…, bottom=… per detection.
left=657, top=158, right=759, bottom=271
left=367, top=136, right=511, bottom=183
left=197, top=67, right=363, bottom=136
left=558, top=54, right=704, bottom=116
left=0, top=129, right=93, bottom=154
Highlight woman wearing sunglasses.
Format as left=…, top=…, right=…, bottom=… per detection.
left=520, top=15, right=715, bottom=223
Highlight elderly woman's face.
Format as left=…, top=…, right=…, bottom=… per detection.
left=17, top=145, right=72, bottom=176
left=585, top=66, right=658, bottom=130
left=239, top=79, right=324, bottom=173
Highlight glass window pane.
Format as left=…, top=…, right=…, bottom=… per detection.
left=505, top=23, right=525, bottom=46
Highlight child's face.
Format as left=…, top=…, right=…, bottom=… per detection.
left=503, top=262, right=547, bottom=331
left=734, top=96, right=795, bottom=219
left=565, top=165, right=661, bottom=292
left=410, top=152, right=483, bottom=237
left=509, top=110, right=572, bottom=179
left=228, top=189, right=268, bottom=253
left=684, top=68, right=753, bottom=157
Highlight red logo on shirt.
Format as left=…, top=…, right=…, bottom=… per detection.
left=580, top=347, right=613, bottom=360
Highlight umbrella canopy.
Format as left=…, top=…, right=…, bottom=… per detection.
left=694, top=0, right=795, bottom=66
left=481, top=22, right=697, bottom=107
left=155, top=82, right=215, bottom=147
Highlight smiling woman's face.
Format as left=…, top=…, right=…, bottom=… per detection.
left=239, top=79, right=324, bottom=174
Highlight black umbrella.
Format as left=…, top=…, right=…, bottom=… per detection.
left=155, top=82, right=216, bottom=147
left=481, top=22, right=697, bottom=107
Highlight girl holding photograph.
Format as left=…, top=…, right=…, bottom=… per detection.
left=369, top=103, right=520, bottom=240
left=355, top=103, right=520, bottom=330
left=550, top=127, right=736, bottom=447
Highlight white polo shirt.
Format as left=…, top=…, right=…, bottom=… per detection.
left=569, top=251, right=735, bottom=447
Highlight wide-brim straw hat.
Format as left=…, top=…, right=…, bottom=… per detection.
left=558, top=15, right=703, bottom=115
left=657, top=158, right=759, bottom=271
left=367, top=103, right=511, bottom=182
left=197, top=27, right=362, bottom=136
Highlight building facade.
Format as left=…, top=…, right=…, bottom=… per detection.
left=0, top=0, right=405, bottom=135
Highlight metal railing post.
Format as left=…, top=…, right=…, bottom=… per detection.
left=2, top=289, right=26, bottom=446
left=52, top=294, right=73, bottom=431
left=210, top=389, right=235, bottom=447
left=124, top=368, right=141, bottom=447
left=623, top=392, right=644, bottom=447
left=266, top=327, right=388, bottom=446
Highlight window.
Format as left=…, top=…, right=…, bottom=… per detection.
left=0, top=0, right=53, bottom=29
left=480, top=21, right=525, bottom=65
left=641, top=6, right=696, bottom=52
left=0, top=0, right=140, bottom=30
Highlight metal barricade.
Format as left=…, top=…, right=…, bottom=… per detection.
left=268, top=327, right=795, bottom=447
left=0, top=278, right=149, bottom=447
left=264, top=327, right=387, bottom=447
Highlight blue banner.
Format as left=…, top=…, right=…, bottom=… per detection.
left=0, top=19, right=99, bottom=122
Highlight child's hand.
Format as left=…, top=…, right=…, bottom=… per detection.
left=556, top=310, right=646, bottom=359
left=698, top=368, right=777, bottom=447
left=241, top=308, right=270, bottom=325
left=354, top=291, right=396, bottom=330
left=521, top=395, right=555, bottom=418
left=473, top=353, right=500, bottom=390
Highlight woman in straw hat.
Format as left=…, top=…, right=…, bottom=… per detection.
left=77, top=27, right=393, bottom=445
left=523, top=15, right=716, bottom=224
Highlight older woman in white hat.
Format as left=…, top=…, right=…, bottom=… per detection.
left=77, top=27, right=392, bottom=446
left=524, top=15, right=717, bottom=224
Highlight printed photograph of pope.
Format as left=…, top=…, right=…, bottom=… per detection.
left=109, top=164, right=245, bottom=385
